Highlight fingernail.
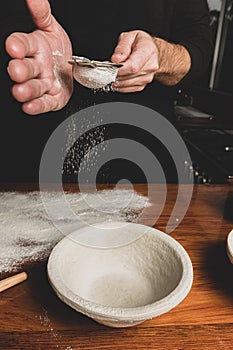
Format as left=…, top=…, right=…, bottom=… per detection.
left=112, top=53, right=126, bottom=62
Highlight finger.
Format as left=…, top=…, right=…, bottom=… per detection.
left=25, top=0, right=53, bottom=30
left=11, top=78, right=52, bottom=103
left=116, top=71, right=151, bottom=81
left=22, top=94, right=59, bottom=115
left=112, top=84, right=145, bottom=93
left=7, top=58, right=41, bottom=83
left=113, top=73, right=154, bottom=89
left=5, top=32, right=39, bottom=59
left=118, top=35, right=158, bottom=76
left=111, top=31, right=138, bottom=63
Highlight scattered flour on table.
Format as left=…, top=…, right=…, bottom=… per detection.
left=35, top=308, right=74, bottom=349
left=0, top=189, right=150, bottom=273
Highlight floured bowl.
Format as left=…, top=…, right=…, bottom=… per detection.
left=47, top=221, right=193, bottom=328
left=226, top=229, right=233, bottom=264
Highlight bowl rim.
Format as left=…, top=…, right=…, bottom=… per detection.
left=47, top=221, right=193, bottom=322
left=226, top=229, right=233, bottom=264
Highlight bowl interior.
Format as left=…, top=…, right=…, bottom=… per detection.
left=55, top=225, right=184, bottom=308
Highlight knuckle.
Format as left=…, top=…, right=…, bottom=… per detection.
left=144, top=74, right=154, bottom=84
left=25, top=58, right=37, bottom=78
left=129, top=62, right=140, bottom=74
left=7, top=60, right=19, bottom=80
left=149, top=62, right=159, bottom=72
left=7, top=61, right=14, bottom=78
left=119, top=32, right=127, bottom=39
left=135, top=85, right=145, bottom=92
left=12, top=83, right=28, bottom=102
left=8, top=59, right=33, bottom=83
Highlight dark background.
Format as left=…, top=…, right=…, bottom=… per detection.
left=0, top=1, right=232, bottom=184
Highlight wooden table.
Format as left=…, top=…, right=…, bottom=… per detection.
left=1, top=184, right=233, bottom=349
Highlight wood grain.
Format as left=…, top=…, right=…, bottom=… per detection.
left=1, top=184, right=233, bottom=349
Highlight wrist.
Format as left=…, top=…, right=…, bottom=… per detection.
left=152, top=37, right=191, bottom=85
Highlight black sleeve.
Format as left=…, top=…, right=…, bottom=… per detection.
left=170, top=0, right=214, bottom=84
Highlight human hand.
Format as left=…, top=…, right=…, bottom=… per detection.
left=111, top=30, right=159, bottom=93
left=5, top=0, right=73, bottom=115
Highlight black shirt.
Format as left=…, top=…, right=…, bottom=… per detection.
left=0, top=0, right=213, bottom=182
left=51, top=0, right=213, bottom=114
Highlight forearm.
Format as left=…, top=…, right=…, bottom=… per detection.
left=153, top=37, right=191, bottom=86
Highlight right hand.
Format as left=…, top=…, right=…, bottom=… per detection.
left=5, top=0, right=73, bottom=115
left=111, top=30, right=159, bottom=93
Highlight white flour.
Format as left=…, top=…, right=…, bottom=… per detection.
left=63, top=111, right=106, bottom=177
left=0, top=189, right=150, bottom=273
left=52, top=50, right=63, bottom=89
left=73, top=62, right=119, bottom=89
left=35, top=308, right=73, bottom=349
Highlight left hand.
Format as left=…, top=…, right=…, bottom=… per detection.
left=5, top=0, right=73, bottom=115
left=111, top=30, right=159, bottom=93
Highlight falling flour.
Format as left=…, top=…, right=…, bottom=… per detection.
left=62, top=110, right=106, bottom=177
left=0, top=189, right=150, bottom=273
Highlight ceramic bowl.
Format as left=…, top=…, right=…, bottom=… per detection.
left=226, top=229, right=233, bottom=264
left=47, top=222, right=193, bottom=328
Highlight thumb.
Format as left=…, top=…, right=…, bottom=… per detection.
left=111, top=31, right=138, bottom=63
left=25, top=0, right=53, bottom=30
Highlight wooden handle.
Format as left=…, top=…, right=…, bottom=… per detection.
left=0, top=272, right=28, bottom=292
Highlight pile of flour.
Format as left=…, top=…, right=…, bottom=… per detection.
left=0, top=189, right=150, bottom=273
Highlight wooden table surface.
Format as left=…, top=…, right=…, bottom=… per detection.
left=1, top=183, right=233, bottom=350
